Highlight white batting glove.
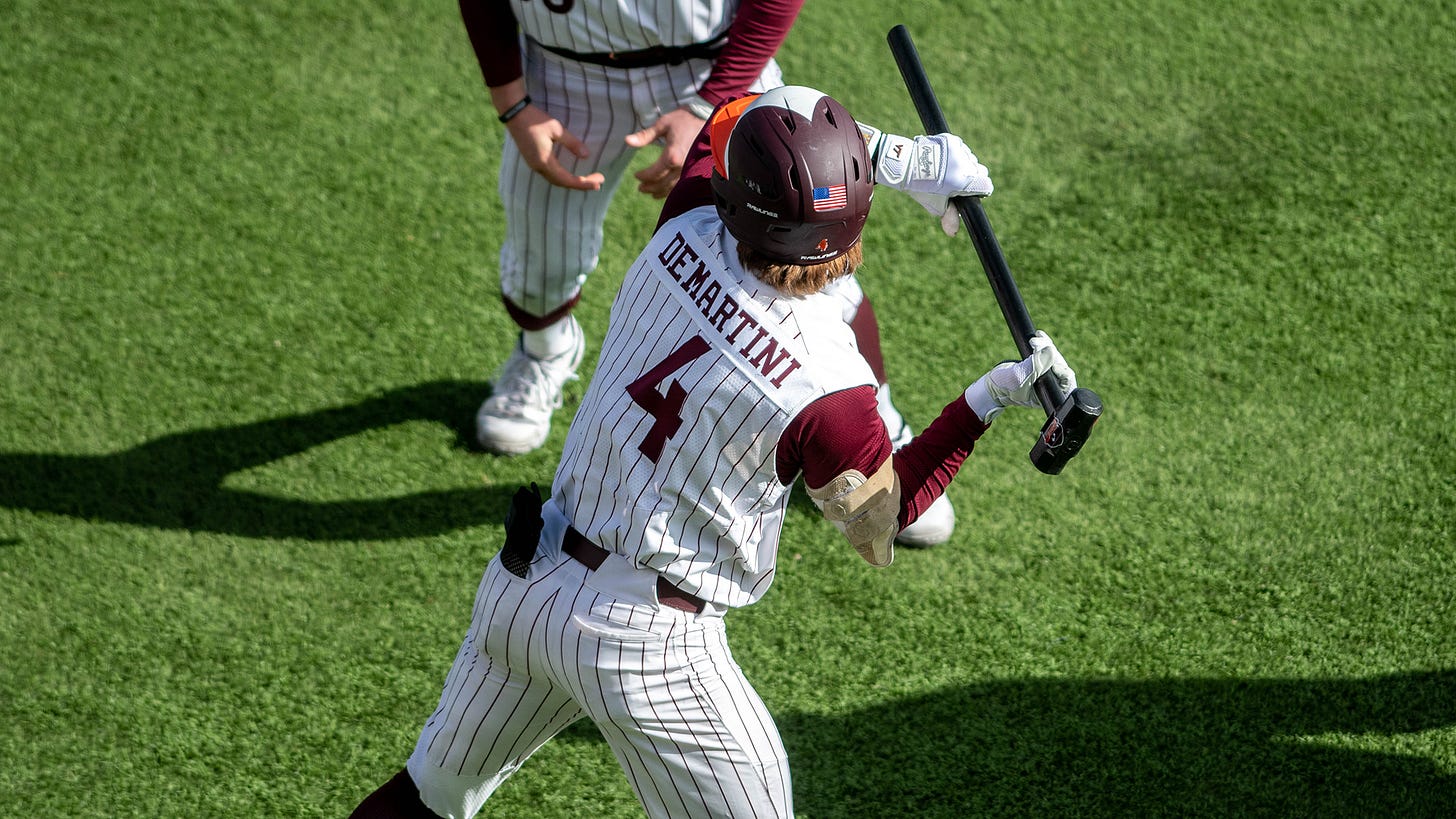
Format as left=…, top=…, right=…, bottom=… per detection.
left=964, top=331, right=1078, bottom=423
left=862, top=125, right=993, bottom=236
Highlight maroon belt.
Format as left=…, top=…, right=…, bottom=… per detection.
left=562, top=527, right=705, bottom=614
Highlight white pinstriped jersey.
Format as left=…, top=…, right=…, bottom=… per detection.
left=511, top=0, right=739, bottom=53
left=553, top=205, right=875, bottom=609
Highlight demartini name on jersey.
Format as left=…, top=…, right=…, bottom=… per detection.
left=657, top=231, right=803, bottom=390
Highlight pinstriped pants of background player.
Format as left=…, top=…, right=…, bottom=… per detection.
left=494, top=40, right=785, bottom=320
left=405, top=504, right=793, bottom=819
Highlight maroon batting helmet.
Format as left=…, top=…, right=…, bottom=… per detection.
left=710, top=86, right=874, bottom=265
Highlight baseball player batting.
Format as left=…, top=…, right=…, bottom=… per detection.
left=458, top=1, right=958, bottom=547
left=348, top=86, right=1078, bottom=818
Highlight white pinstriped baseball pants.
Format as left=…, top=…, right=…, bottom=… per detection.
left=407, top=502, right=792, bottom=819
left=496, top=39, right=784, bottom=319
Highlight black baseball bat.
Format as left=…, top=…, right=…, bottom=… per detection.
left=887, top=24, right=1101, bottom=474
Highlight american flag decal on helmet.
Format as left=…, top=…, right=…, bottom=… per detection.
left=812, top=184, right=847, bottom=211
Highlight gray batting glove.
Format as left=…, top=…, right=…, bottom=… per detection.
left=964, top=331, right=1078, bottom=422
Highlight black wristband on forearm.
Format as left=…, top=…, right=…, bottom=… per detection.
left=498, top=95, right=532, bottom=123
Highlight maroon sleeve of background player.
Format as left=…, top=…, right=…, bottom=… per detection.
left=778, top=388, right=990, bottom=528
left=847, top=295, right=888, bottom=384
left=461, top=0, right=524, bottom=88
left=696, top=0, right=805, bottom=104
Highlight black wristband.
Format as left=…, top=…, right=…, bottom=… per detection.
left=498, top=95, right=532, bottom=123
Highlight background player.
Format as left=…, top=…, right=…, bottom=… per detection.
left=459, top=0, right=956, bottom=545
left=349, top=86, right=1077, bottom=819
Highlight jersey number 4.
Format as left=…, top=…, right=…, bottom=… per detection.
left=625, top=335, right=712, bottom=462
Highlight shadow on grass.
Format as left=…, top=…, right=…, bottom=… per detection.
left=779, top=669, right=1456, bottom=818
left=0, top=379, right=521, bottom=540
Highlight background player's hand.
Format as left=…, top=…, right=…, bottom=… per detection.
left=624, top=106, right=707, bottom=199
left=963, top=331, right=1077, bottom=422
left=505, top=106, right=606, bottom=191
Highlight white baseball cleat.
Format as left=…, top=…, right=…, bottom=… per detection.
left=475, top=329, right=585, bottom=455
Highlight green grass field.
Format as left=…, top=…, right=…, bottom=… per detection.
left=3, top=1, right=1453, bottom=816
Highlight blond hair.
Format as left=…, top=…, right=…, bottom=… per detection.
left=737, top=241, right=863, bottom=297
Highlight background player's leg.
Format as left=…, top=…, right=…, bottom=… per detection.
left=477, top=51, right=638, bottom=454
left=476, top=309, right=587, bottom=455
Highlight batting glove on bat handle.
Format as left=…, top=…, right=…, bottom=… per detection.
left=964, top=331, right=1078, bottom=423
left=865, top=128, right=993, bottom=236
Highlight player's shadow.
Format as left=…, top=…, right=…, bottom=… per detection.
left=0, top=379, right=519, bottom=540
left=779, top=669, right=1456, bottom=818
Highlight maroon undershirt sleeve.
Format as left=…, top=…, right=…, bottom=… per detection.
left=777, top=387, right=891, bottom=490
left=461, top=0, right=524, bottom=88
left=778, top=387, right=991, bottom=529
left=890, top=397, right=989, bottom=526
left=696, top=0, right=805, bottom=105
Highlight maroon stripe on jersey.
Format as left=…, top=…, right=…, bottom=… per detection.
left=623, top=0, right=648, bottom=49
left=618, top=325, right=702, bottom=541
left=543, top=1, right=569, bottom=49
left=673, top=385, right=774, bottom=579
left=574, top=282, right=701, bottom=537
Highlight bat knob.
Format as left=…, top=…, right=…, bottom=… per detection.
left=1029, top=388, right=1103, bottom=475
